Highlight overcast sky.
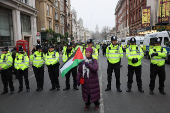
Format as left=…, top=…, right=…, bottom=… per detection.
left=71, top=0, right=119, bottom=32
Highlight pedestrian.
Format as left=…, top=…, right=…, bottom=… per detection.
left=0, top=47, right=14, bottom=95
left=45, top=44, right=60, bottom=91
left=126, top=37, right=144, bottom=93
left=30, top=45, right=45, bottom=91
left=11, top=46, right=17, bottom=79
left=32, top=47, right=36, bottom=54
left=62, top=42, right=79, bottom=91
left=105, top=36, right=123, bottom=92
left=149, top=37, right=167, bottom=95
left=83, top=39, right=98, bottom=60
left=102, top=43, right=107, bottom=56
left=14, top=46, right=30, bottom=93
left=96, top=43, right=100, bottom=54
left=77, top=47, right=100, bottom=111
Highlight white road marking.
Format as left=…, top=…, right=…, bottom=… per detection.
left=142, top=62, right=150, bottom=66
left=99, top=55, right=104, bottom=113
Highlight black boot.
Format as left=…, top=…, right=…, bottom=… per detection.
left=11, top=91, right=14, bottom=94
left=117, top=88, right=122, bottom=92
left=63, top=87, right=70, bottom=91
left=74, top=86, right=79, bottom=90
left=27, top=88, right=30, bottom=92
left=138, top=88, right=144, bottom=93
left=39, top=88, right=43, bottom=91
left=49, top=87, right=56, bottom=91
left=105, top=87, right=111, bottom=91
left=149, top=90, right=153, bottom=95
left=17, top=89, right=23, bottom=93
left=36, top=88, right=40, bottom=91
left=56, top=87, right=60, bottom=91
left=159, top=89, right=166, bottom=95
left=126, top=88, right=131, bottom=92
left=1, top=91, right=8, bottom=95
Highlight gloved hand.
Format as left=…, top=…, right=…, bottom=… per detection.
left=132, top=58, right=138, bottom=64
left=77, top=80, right=80, bottom=86
left=85, top=62, right=89, bottom=67
left=151, top=53, right=158, bottom=57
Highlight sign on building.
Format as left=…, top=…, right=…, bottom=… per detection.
left=142, top=6, right=151, bottom=28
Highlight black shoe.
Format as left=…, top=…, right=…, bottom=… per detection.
left=1, top=91, right=8, bottom=95
left=126, top=88, right=131, bottom=92
left=39, top=88, right=43, bottom=91
left=117, top=88, right=122, bottom=92
left=56, top=87, right=60, bottom=91
left=63, top=87, right=70, bottom=91
left=74, top=86, right=79, bottom=90
left=17, top=89, right=23, bottom=93
left=120, top=65, right=123, bottom=67
left=138, top=88, right=144, bottom=93
left=159, top=90, right=166, bottom=95
left=11, top=91, right=14, bottom=94
left=27, top=89, right=30, bottom=92
left=49, top=87, right=56, bottom=91
left=149, top=90, right=153, bottom=95
left=36, top=88, right=40, bottom=91
left=105, top=87, right=111, bottom=91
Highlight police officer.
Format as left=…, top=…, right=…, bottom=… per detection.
left=102, top=43, right=107, bottom=56
left=62, top=42, right=79, bottom=91
left=96, top=43, right=100, bottom=54
left=149, top=38, right=167, bottom=95
left=105, top=36, right=123, bottom=92
left=45, top=44, right=60, bottom=91
left=14, top=46, right=30, bottom=93
left=30, top=45, right=45, bottom=91
left=0, top=47, right=14, bottom=95
left=126, top=37, right=144, bottom=93
left=83, top=39, right=98, bottom=60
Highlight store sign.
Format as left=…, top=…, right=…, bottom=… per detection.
left=142, top=6, right=151, bottom=28
left=158, top=0, right=170, bottom=23
left=36, top=32, right=41, bottom=39
left=41, top=28, right=46, bottom=31
left=152, top=26, right=170, bottom=30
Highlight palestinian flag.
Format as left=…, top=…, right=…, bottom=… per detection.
left=60, top=47, right=84, bottom=77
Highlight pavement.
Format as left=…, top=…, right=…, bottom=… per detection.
left=0, top=50, right=170, bottom=113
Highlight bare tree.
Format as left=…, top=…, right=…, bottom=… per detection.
left=101, top=26, right=110, bottom=40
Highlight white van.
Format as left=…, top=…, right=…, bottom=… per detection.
left=143, top=31, right=170, bottom=63
left=125, top=36, right=144, bottom=48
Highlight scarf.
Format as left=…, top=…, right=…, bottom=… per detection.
left=83, top=57, right=92, bottom=79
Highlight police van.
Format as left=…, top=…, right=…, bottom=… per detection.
left=143, top=31, right=170, bottom=63
left=125, top=36, right=144, bottom=48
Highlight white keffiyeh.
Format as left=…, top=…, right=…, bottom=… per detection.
left=83, top=58, right=92, bottom=79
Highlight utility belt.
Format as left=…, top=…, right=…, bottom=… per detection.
left=108, top=61, right=120, bottom=66
left=150, top=63, right=165, bottom=67
left=32, top=64, right=44, bottom=68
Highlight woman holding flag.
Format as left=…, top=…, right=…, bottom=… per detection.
left=77, top=47, right=100, bottom=111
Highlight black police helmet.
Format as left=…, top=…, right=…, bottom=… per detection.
left=111, top=36, right=117, bottom=41
left=1, top=47, right=8, bottom=51
left=18, top=46, right=23, bottom=53
left=67, top=42, right=72, bottom=47
left=36, top=44, right=42, bottom=50
left=87, top=39, right=93, bottom=44
left=154, top=37, right=161, bottom=44
left=48, top=44, right=54, bottom=49
left=130, top=37, right=136, bottom=43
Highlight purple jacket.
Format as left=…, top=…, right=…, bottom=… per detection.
left=77, top=59, right=100, bottom=103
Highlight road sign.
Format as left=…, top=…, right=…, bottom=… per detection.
left=57, top=37, right=60, bottom=42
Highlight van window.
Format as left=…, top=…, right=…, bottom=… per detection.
left=149, top=37, right=162, bottom=45
left=164, top=37, right=169, bottom=45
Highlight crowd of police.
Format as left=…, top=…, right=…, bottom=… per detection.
left=0, top=36, right=167, bottom=96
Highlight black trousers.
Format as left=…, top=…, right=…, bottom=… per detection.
left=48, top=63, right=60, bottom=88
left=85, top=94, right=100, bottom=106
left=1, top=67, right=14, bottom=91
left=102, top=49, right=106, bottom=56
left=33, top=66, right=44, bottom=89
left=127, top=65, right=142, bottom=89
left=107, top=62, right=121, bottom=88
left=65, top=66, right=77, bottom=88
left=18, top=68, right=30, bottom=90
left=149, top=64, right=166, bottom=90
left=98, top=49, right=99, bottom=54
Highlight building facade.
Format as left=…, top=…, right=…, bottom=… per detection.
left=0, top=0, right=38, bottom=54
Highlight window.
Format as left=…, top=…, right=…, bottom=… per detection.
left=47, top=5, right=49, bottom=15
left=134, top=13, right=135, bottom=22
left=136, top=12, right=138, bottom=21
left=164, top=37, right=169, bottom=46
left=55, top=24, right=59, bottom=33
left=20, top=13, right=31, bottom=34
left=55, top=11, right=58, bottom=20
left=134, top=0, right=135, bottom=8
left=25, top=0, right=28, bottom=4
left=55, top=0, right=58, bottom=7
left=49, top=21, right=51, bottom=29
left=150, top=37, right=163, bottom=45
left=0, top=7, right=14, bottom=46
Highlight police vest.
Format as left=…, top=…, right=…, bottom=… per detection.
left=14, top=54, right=29, bottom=70
left=45, top=51, right=59, bottom=65
left=0, top=53, right=13, bottom=70
left=31, top=51, right=44, bottom=68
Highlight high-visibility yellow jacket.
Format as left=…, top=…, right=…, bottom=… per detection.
left=106, top=44, right=123, bottom=64
left=30, top=51, right=45, bottom=68
left=45, top=51, right=59, bottom=66
left=75, top=45, right=83, bottom=51
left=149, top=46, right=167, bottom=66
left=14, top=54, right=29, bottom=70
left=96, top=44, right=100, bottom=50
left=83, top=46, right=98, bottom=60
left=126, top=45, right=144, bottom=67
left=62, top=48, right=75, bottom=62
left=0, top=52, right=13, bottom=70
left=63, top=46, right=67, bottom=53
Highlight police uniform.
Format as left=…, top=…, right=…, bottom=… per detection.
left=126, top=37, right=144, bottom=93
left=83, top=39, right=98, bottom=60
left=45, top=44, right=60, bottom=91
left=96, top=44, right=100, bottom=54
left=15, top=47, right=30, bottom=93
left=105, top=36, right=123, bottom=92
left=0, top=47, right=14, bottom=95
left=30, top=45, right=45, bottom=91
left=62, top=42, right=79, bottom=91
left=149, top=38, right=167, bottom=95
